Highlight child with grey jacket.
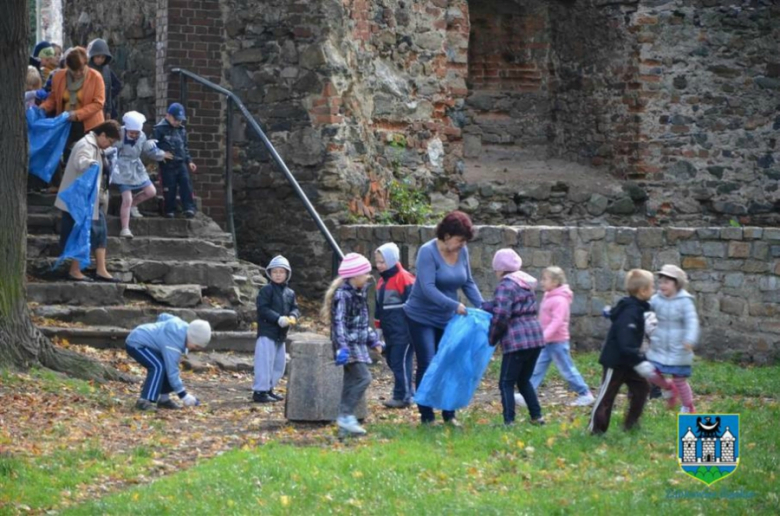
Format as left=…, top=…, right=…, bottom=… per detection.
left=648, top=265, right=700, bottom=413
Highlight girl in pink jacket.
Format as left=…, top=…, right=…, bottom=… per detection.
left=517, top=267, right=595, bottom=407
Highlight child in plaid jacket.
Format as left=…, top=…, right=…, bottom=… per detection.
left=484, top=249, right=546, bottom=426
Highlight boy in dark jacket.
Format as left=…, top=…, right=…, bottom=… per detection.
left=374, top=243, right=415, bottom=408
left=87, top=39, right=122, bottom=120
left=589, top=269, right=657, bottom=435
left=253, top=255, right=300, bottom=403
left=154, top=103, right=198, bottom=218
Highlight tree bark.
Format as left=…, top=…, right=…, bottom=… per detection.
left=0, top=0, right=125, bottom=383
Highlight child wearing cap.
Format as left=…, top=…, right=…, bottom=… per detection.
left=111, top=111, right=173, bottom=238
left=374, top=243, right=415, bottom=408
left=125, top=314, right=211, bottom=411
left=253, top=255, right=300, bottom=403
left=648, top=265, right=700, bottom=413
left=154, top=103, right=198, bottom=218
left=321, top=253, right=384, bottom=436
left=484, top=249, right=546, bottom=426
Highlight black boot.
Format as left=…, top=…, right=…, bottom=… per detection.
left=268, top=390, right=284, bottom=402
left=253, top=391, right=273, bottom=403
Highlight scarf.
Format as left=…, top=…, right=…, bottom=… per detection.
left=66, top=70, right=85, bottom=111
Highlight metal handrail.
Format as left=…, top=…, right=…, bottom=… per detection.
left=170, top=68, right=345, bottom=264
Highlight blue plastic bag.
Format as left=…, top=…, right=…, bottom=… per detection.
left=413, top=308, right=494, bottom=411
left=53, top=164, right=100, bottom=270
left=27, top=108, right=71, bottom=183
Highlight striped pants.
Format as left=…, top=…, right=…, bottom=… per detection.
left=126, top=345, right=174, bottom=402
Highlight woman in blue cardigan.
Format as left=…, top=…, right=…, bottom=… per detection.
left=404, top=211, right=484, bottom=426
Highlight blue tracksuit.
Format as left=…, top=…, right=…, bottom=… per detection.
left=126, top=313, right=190, bottom=401
left=153, top=119, right=195, bottom=214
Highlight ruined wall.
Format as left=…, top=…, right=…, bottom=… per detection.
left=464, top=0, right=552, bottom=159
left=63, top=0, right=157, bottom=121
left=341, top=223, right=780, bottom=364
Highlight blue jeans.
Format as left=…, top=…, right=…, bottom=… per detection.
left=500, top=348, right=542, bottom=423
left=406, top=316, right=456, bottom=423
left=530, top=342, right=590, bottom=396
left=161, top=161, right=195, bottom=214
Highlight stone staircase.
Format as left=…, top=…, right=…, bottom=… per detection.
left=26, top=191, right=262, bottom=352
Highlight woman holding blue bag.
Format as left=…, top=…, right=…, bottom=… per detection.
left=404, top=211, right=483, bottom=426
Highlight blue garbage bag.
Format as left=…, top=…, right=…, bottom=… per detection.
left=414, top=308, right=494, bottom=411
left=27, top=108, right=71, bottom=183
left=53, top=163, right=100, bottom=271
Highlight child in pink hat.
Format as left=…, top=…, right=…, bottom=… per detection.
left=320, top=253, right=384, bottom=436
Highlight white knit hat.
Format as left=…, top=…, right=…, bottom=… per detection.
left=186, top=319, right=211, bottom=347
left=122, top=111, right=146, bottom=131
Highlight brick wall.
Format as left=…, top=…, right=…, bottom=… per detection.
left=156, top=0, right=226, bottom=224
left=340, top=224, right=780, bottom=364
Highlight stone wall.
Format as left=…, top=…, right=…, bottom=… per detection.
left=63, top=0, right=157, bottom=122
left=339, top=223, right=780, bottom=364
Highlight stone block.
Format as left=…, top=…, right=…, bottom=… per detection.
left=700, top=295, right=719, bottom=314
left=702, top=242, right=727, bottom=258
left=743, top=228, right=763, bottom=240
left=405, top=226, right=422, bottom=244
left=690, top=281, right=721, bottom=294
left=723, top=273, right=744, bottom=288
left=751, top=242, right=769, bottom=261
left=636, top=228, right=664, bottom=248
left=656, top=249, right=681, bottom=267
left=666, top=228, right=696, bottom=244
left=532, top=250, right=553, bottom=268
left=146, top=285, right=202, bottom=308
left=682, top=256, right=708, bottom=270
left=580, top=228, right=607, bottom=243
left=607, top=243, right=627, bottom=270
left=552, top=248, right=573, bottom=269
left=743, top=260, right=769, bottom=273
left=478, top=226, right=502, bottom=245
left=749, top=303, right=779, bottom=317
left=590, top=242, right=606, bottom=268
left=338, top=226, right=357, bottom=240
left=594, top=270, right=614, bottom=292
left=576, top=271, right=592, bottom=289
left=615, top=229, right=636, bottom=245
left=390, top=226, right=406, bottom=243
left=728, top=242, right=751, bottom=259
left=285, top=333, right=366, bottom=422
left=586, top=194, right=609, bottom=216
left=678, top=240, right=702, bottom=255
left=759, top=276, right=778, bottom=292
left=696, top=228, right=720, bottom=240
left=713, top=260, right=744, bottom=272
left=607, top=197, right=635, bottom=215
left=522, top=228, right=541, bottom=248
left=720, top=227, right=743, bottom=240
left=571, top=295, right=588, bottom=316
left=574, top=249, right=589, bottom=269
left=776, top=262, right=780, bottom=276
left=541, top=228, right=566, bottom=246
left=502, top=228, right=518, bottom=246
left=720, top=297, right=746, bottom=316
left=763, top=228, right=780, bottom=242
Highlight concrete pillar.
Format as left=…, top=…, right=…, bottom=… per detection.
left=285, top=332, right=367, bottom=422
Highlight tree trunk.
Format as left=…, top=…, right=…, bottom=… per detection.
left=0, top=0, right=125, bottom=382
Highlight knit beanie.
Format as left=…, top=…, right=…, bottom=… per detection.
left=266, top=255, right=292, bottom=281
left=492, top=248, right=523, bottom=272
left=187, top=319, right=212, bottom=347
left=338, top=253, right=372, bottom=279
left=376, top=243, right=400, bottom=270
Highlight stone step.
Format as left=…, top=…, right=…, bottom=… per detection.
left=39, top=326, right=257, bottom=353
left=26, top=212, right=231, bottom=240
left=27, top=235, right=236, bottom=262
left=27, top=282, right=210, bottom=308
left=28, top=192, right=204, bottom=215
left=32, top=305, right=249, bottom=331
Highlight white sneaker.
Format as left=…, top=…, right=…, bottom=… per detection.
left=119, top=228, right=134, bottom=239
left=337, top=415, right=366, bottom=435
left=514, top=393, right=527, bottom=407
left=570, top=393, right=595, bottom=406
left=130, top=207, right=144, bottom=218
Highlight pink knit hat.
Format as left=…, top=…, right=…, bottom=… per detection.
left=338, top=253, right=372, bottom=278
left=492, top=248, right=523, bottom=272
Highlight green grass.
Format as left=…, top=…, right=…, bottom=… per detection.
left=61, top=357, right=778, bottom=516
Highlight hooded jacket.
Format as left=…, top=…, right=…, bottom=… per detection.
left=256, top=264, right=300, bottom=343
left=599, top=296, right=649, bottom=368
left=40, top=67, right=106, bottom=131
left=648, top=290, right=700, bottom=366
left=331, top=282, right=381, bottom=364
left=375, top=263, right=415, bottom=347
left=539, top=284, right=573, bottom=343
left=87, top=39, right=122, bottom=119
left=126, top=313, right=190, bottom=395
left=153, top=118, right=192, bottom=164
left=109, top=128, right=167, bottom=186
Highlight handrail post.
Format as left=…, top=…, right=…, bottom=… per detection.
left=225, top=98, right=238, bottom=259
left=179, top=73, right=187, bottom=107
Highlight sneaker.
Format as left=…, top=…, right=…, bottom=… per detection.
left=184, top=210, right=195, bottom=219
left=252, top=391, right=273, bottom=403
left=119, top=228, right=133, bottom=239
left=514, top=393, right=527, bottom=407
left=165, top=212, right=175, bottom=219
left=444, top=418, right=463, bottom=429
left=570, top=392, right=596, bottom=406
left=649, top=385, right=663, bottom=399
left=130, top=207, right=144, bottom=218
left=135, top=399, right=157, bottom=411
left=680, top=405, right=695, bottom=414
left=267, top=390, right=284, bottom=402
left=530, top=417, right=546, bottom=426
left=157, top=398, right=182, bottom=410
left=337, top=415, right=366, bottom=435
left=382, top=399, right=411, bottom=409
